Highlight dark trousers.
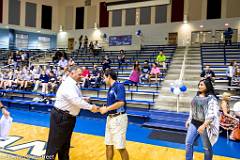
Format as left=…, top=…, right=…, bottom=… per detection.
left=45, top=108, right=76, bottom=160
left=227, top=76, right=232, bottom=86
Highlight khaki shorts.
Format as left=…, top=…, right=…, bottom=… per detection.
left=105, top=113, right=128, bottom=149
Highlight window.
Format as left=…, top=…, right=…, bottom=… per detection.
left=155, top=5, right=167, bottom=23
left=9, top=0, right=21, bottom=25
left=140, top=7, right=151, bottom=25
left=38, top=37, right=51, bottom=49
left=126, top=8, right=136, bottom=25
left=112, top=10, right=122, bottom=27
left=16, top=34, right=28, bottom=49
left=41, top=5, right=52, bottom=29
left=25, top=2, right=37, bottom=27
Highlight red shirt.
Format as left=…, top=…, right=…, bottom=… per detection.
left=81, top=69, right=90, bottom=77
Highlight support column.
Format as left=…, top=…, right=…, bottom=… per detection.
left=151, top=6, right=155, bottom=25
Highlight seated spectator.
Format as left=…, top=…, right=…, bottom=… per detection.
left=52, top=51, right=62, bottom=64
left=200, top=65, right=216, bottom=82
left=48, top=71, right=58, bottom=93
left=89, top=65, right=102, bottom=88
left=233, top=101, right=240, bottom=118
left=39, top=71, right=50, bottom=94
left=58, top=56, right=68, bottom=69
left=156, top=50, right=166, bottom=70
left=81, top=67, right=90, bottom=88
left=233, top=65, right=240, bottom=86
left=102, top=55, right=111, bottom=72
left=23, top=70, right=34, bottom=90
left=220, top=92, right=239, bottom=140
left=125, top=63, right=141, bottom=86
left=68, top=58, right=75, bottom=66
left=141, top=60, right=151, bottom=82
left=149, top=62, right=161, bottom=83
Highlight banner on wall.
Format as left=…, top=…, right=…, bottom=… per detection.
left=109, top=35, right=132, bottom=46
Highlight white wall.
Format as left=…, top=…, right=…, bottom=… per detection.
left=57, top=17, right=240, bottom=49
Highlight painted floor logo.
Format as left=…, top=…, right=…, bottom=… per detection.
left=0, top=136, right=47, bottom=160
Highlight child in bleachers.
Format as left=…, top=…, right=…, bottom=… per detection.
left=149, top=62, right=161, bottom=83
left=58, top=56, right=68, bottom=69
left=141, top=60, right=151, bottom=82
left=126, top=62, right=141, bottom=86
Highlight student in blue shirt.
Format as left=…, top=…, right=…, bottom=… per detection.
left=100, top=69, right=129, bottom=160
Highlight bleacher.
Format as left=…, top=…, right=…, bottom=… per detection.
left=0, top=45, right=199, bottom=132
left=200, top=42, right=240, bottom=87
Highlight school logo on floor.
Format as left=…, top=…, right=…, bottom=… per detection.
left=0, top=136, right=47, bottom=159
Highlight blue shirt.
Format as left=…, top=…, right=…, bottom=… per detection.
left=107, top=82, right=126, bottom=114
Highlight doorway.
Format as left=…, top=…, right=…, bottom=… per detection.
left=168, top=32, right=178, bottom=45
left=68, top=38, right=74, bottom=50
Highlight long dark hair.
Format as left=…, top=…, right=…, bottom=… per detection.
left=197, top=79, right=216, bottom=97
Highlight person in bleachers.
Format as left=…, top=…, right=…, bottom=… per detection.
left=23, top=70, right=34, bottom=91
left=7, top=69, right=15, bottom=89
left=219, top=92, right=239, bottom=140
left=39, top=70, right=50, bottom=94
left=156, top=50, right=166, bottom=71
left=233, top=101, right=240, bottom=118
left=52, top=51, right=62, bottom=64
left=83, top=35, right=88, bottom=53
left=60, top=67, right=70, bottom=82
left=7, top=52, right=14, bottom=65
left=78, top=35, right=83, bottom=50
left=48, top=71, right=58, bottom=93
left=58, top=56, right=68, bottom=69
left=149, top=62, right=161, bottom=83
left=224, top=27, right=233, bottom=46
left=0, top=71, right=10, bottom=89
left=185, top=79, right=219, bottom=160
left=141, top=60, right=151, bottom=82
left=81, top=66, right=91, bottom=88
left=89, top=65, right=102, bottom=88
left=89, top=41, right=94, bottom=55
left=93, top=40, right=102, bottom=56
left=68, top=57, right=75, bottom=67
left=226, top=61, right=236, bottom=87
left=200, top=65, right=216, bottom=83
left=102, top=55, right=111, bottom=72
left=15, top=51, right=22, bottom=67
left=117, top=50, right=125, bottom=69
left=126, top=62, right=141, bottom=86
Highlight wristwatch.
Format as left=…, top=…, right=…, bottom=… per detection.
left=0, top=106, right=6, bottom=110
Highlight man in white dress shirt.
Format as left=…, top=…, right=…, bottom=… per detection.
left=45, top=66, right=99, bottom=160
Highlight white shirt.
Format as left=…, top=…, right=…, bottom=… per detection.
left=58, top=59, right=68, bottom=68
left=54, top=76, right=93, bottom=116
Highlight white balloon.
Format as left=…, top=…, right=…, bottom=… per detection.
left=173, top=88, right=181, bottom=95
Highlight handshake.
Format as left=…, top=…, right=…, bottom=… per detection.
left=83, top=97, right=109, bottom=114
left=91, top=105, right=109, bottom=114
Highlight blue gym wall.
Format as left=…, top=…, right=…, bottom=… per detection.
left=0, top=28, right=56, bottom=49
left=0, top=28, right=10, bottom=48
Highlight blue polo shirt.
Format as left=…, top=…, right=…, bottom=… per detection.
left=107, top=82, right=126, bottom=114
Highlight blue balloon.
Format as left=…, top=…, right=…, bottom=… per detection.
left=136, top=30, right=142, bottom=36
left=170, top=87, right=174, bottom=93
left=180, top=85, right=187, bottom=92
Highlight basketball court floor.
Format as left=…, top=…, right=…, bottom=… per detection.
left=0, top=108, right=239, bottom=160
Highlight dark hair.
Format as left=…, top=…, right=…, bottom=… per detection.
left=104, top=69, right=117, bottom=80
left=197, top=79, right=216, bottom=97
